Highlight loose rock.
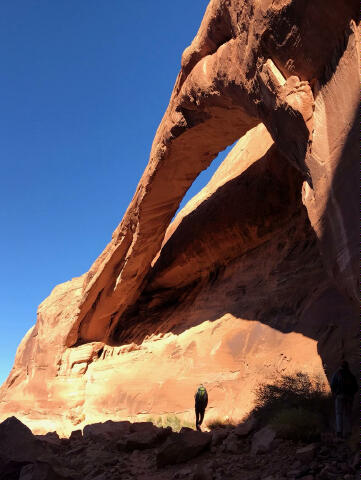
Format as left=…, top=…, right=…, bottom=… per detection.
left=83, top=420, right=131, bottom=441
left=251, top=426, right=276, bottom=455
left=295, top=444, right=317, bottom=463
left=156, top=431, right=211, bottom=468
left=234, top=416, right=257, bottom=437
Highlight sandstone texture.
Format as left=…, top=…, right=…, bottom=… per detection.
left=0, top=0, right=359, bottom=437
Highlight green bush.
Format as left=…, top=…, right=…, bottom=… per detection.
left=146, top=416, right=163, bottom=428
left=146, top=414, right=194, bottom=432
left=253, top=372, right=331, bottom=421
left=165, top=414, right=181, bottom=431
left=251, top=372, right=332, bottom=437
left=270, top=407, right=324, bottom=441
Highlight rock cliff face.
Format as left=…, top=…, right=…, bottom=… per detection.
left=0, top=0, right=359, bottom=435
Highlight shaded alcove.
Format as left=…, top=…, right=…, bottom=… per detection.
left=105, top=132, right=357, bottom=384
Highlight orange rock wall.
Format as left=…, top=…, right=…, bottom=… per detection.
left=0, top=1, right=359, bottom=435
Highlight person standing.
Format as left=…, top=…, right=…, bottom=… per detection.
left=330, top=360, right=358, bottom=438
left=195, top=384, right=208, bottom=431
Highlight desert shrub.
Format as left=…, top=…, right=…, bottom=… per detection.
left=146, top=416, right=163, bottom=428
left=270, top=407, right=324, bottom=441
left=252, top=372, right=332, bottom=430
left=146, top=414, right=193, bottom=432
left=165, top=414, right=182, bottom=431
left=207, top=417, right=236, bottom=430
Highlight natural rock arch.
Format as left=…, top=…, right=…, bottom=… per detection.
left=67, top=0, right=359, bottom=347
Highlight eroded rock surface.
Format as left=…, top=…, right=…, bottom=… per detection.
left=0, top=0, right=359, bottom=435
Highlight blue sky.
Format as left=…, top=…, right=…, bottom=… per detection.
left=0, top=1, right=234, bottom=385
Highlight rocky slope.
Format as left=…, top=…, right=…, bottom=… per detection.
left=0, top=0, right=359, bottom=436
left=1, top=416, right=359, bottom=480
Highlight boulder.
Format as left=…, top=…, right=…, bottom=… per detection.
left=0, top=417, right=46, bottom=463
left=211, top=428, right=228, bottom=446
left=83, top=420, right=131, bottom=441
left=69, top=429, right=82, bottom=442
left=35, top=431, right=62, bottom=452
left=117, top=426, right=170, bottom=452
left=129, top=421, right=155, bottom=433
left=179, top=427, right=194, bottom=433
left=234, top=416, right=257, bottom=437
left=251, top=426, right=276, bottom=455
left=156, top=431, right=211, bottom=468
left=36, top=431, right=60, bottom=443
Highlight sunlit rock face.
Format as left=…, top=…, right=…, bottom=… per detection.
left=0, top=0, right=359, bottom=435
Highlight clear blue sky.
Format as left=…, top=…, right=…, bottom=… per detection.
left=0, top=1, right=234, bottom=385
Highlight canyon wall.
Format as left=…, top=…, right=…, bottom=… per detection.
left=0, top=0, right=359, bottom=435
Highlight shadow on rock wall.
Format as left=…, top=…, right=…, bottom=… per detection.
left=109, top=139, right=357, bottom=381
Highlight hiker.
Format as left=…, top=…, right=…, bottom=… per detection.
left=195, top=384, right=208, bottom=431
left=330, top=360, right=358, bottom=438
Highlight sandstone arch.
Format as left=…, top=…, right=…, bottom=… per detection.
left=67, top=0, right=359, bottom=347
left=0, top=0, right=359, bottom=434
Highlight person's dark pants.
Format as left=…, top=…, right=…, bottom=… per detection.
left=335, top=394, right=353, bottom=437
left=195, top=405, right=205, bottom=429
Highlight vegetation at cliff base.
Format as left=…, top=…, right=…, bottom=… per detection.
left=252, top=371, right=332, bottom=441
left=146, top=414, right=194, bottom=432
left=207, top=417, right=236, bottom=430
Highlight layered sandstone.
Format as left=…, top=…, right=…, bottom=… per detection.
left=0, top=0, right=359, bottom=435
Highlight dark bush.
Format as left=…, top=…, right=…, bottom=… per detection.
left=251, top=372, right=332, bottom=440
left=270, top=407, right=324, bottom=441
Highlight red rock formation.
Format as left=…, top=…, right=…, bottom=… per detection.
left=0, top=1, right=359, bottom=434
